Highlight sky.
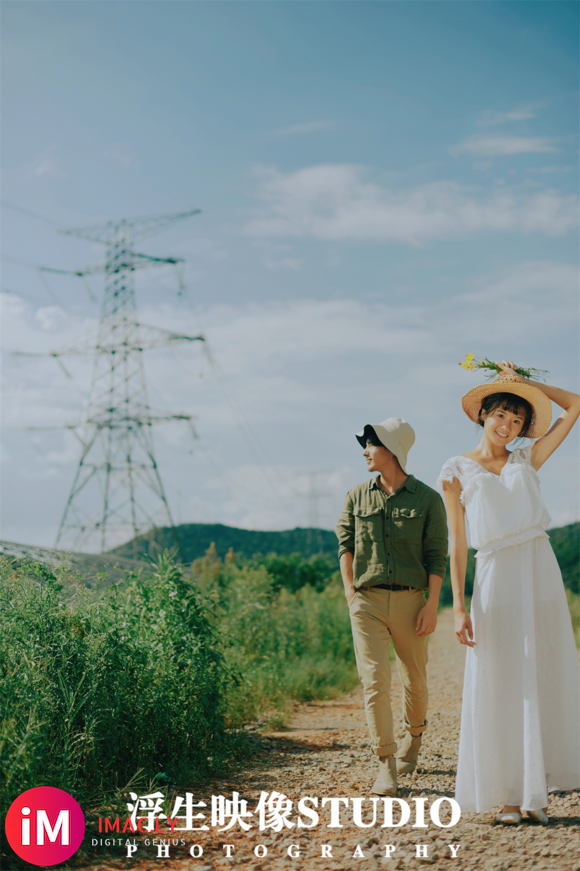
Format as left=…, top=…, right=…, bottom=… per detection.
left=1, top=0, right=579, bottom=550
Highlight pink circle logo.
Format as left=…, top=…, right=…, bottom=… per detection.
left=5, top=786, right=85, bottom=866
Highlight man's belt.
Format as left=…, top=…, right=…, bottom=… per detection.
left=362, top=582, right=413, bottom=592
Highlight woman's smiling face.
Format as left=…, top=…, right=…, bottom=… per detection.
left=481, top=403, right=526, bottom=446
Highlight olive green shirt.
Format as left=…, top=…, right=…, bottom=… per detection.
left=336, top=475, right=448, bottom=591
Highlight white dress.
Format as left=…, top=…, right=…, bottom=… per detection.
left=438, top=446, right=580, bottom=812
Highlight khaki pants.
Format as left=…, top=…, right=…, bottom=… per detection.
left=349, top=586, right=428, bottom=757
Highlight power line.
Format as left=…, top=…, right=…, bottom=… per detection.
left=1, top=199, right=61, bottom=227
left=1, top=253, right=67, bottom=306
left=1, top=285, right=50, bottom=307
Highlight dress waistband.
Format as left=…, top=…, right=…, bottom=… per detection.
left=475, top=526, right=549, bottom=558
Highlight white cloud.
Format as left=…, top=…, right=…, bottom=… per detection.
left=3, top=262, right=578, bottom=543
left=270, top=120, right=334, bottom=138
left=25, top=145, right=66, bottom=179
left=198, top=298, right=433, bottom=373
left=7, top=265, right=574, bottom=440
left=263, top=257, right=302, bottom=271
left=245, top=165, right=578, bottom=245
left=103, top=148, right=133, bottom=166
left=452, top=261, right=579, bottom=338
left=477, top=107, right=537, bottom=126
left=459, top=260, right=577, bottom=302
left=529, top=165, right=575, bottom=175
left=223, top=465, right=343, bottom=530
left=451, top=136, right=557, bottom=156
left=35, top=305, right=74, bottom=332
left=1, top=293, right=97, bottom=427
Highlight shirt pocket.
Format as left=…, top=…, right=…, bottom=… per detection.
left=353, top=508, right=384, bottom=556
left=393, top=510, right=424, bottom=542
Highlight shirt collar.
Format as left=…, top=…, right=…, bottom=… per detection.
left=370, top=474, right=417, bottom=494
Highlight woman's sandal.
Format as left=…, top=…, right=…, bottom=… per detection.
left=494, top=812, right=522, bottom=825
left=527, top=809, right=549, bottom=825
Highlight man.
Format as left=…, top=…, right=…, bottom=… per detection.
left=336, top=417, right=448, bottom=796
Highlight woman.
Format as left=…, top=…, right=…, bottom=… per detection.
left=438, top=360, right=580, bottom=824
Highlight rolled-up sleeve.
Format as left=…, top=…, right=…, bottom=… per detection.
left=336, top=491, right=355, bottom=560
left=422, top=494, right=448, bottom=577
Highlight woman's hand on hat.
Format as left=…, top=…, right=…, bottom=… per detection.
left=496, top=359, right=523, bottom=380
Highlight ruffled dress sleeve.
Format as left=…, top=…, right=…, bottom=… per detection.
left=436, top=457, right=467, bottom=505
left=508, top=445, right=534, bottom=465
left=436, top=457, right=463, bottom=490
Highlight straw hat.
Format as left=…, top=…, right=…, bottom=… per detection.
left=461, top=372, right=551, bottom=438
left=355, top=417, right=415, bottom=473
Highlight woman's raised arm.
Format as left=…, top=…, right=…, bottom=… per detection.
left=497, top=360, right=580, bottom=470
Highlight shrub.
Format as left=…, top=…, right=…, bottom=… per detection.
left=0, top=549, right=358, bottom=820
left=191, top=548, right=357, bottom=723
left=0, top=554, right=238, bottom=818
left=567, top=589, right=580, bottom=648
left=250, top=552, right=340, bottom=593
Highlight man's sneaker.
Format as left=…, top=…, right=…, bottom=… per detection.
left=396, top=733, right=422, bottom=774
left=372, top=755, right=397, bottom=796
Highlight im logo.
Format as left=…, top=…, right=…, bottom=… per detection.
left=5, top=786, right=85, bottom=866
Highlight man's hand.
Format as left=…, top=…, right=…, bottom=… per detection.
left=454, top=608, right=476, bottom=647
left=340, top=552, right=356, bottom=606
left=415, top=601, right=438, bottom=636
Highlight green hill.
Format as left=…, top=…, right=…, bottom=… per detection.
left=112, top=520, right=578, bottom=599
left=111, top=522, right=338, bottom=562
left=547, top=522, right=579, bottom=595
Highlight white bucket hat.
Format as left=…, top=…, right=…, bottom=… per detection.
left=355, top=417, right=415, bottom=473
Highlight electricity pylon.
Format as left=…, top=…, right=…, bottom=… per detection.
left=42, top=209, right=205, bottom=553
left=299, top=470, right=332, bottom=555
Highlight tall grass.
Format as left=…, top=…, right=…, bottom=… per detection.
left=0, top=555, right=238, bottom=816
left=194, top=547, right=357, bottom=724
left=0, top=549, right=357, bottom=820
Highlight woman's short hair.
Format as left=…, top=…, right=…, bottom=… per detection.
left=478, top=392, right=533, bottom=439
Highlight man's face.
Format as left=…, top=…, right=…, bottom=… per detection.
left=363, top=439, right=393, bottom=472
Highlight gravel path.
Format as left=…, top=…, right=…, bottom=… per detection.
left=87, top=609, right=579, bottom=871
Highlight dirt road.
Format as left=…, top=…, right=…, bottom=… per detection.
left=88, top=610, right=579, bottom=871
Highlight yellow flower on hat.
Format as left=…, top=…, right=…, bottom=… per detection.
left=458, top=353, right=548, bottom=383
